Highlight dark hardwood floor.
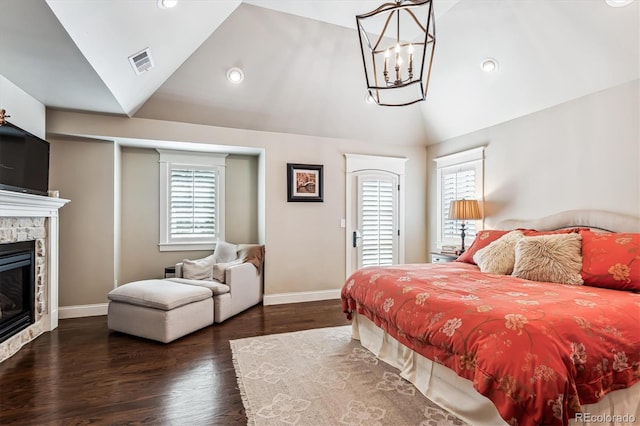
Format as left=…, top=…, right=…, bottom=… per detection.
left=0, top=300, right=350, bottom=425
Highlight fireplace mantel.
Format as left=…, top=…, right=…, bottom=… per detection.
left=0, top=190, right=69, bottom=218
left=0, top=189, right=70, bottom=327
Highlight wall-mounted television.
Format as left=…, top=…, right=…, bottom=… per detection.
left=0, top=122, right=50, bottom=196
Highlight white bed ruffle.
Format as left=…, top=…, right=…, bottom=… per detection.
left=352, top=311, right=640, bottom=426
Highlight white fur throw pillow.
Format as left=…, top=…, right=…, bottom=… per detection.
left=473, top=230, right=524, bottom=275
left=182, top=254, right=215, bottom=280
left=214, top=240, right=238, bottom=263
left=212, top=259, right=244, bottom=283
left=512, top=233, right=584, bottom=285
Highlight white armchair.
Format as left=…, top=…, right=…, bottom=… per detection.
left=171, top=244, right=264, bottom=323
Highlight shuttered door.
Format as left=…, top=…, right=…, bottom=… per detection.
left=170, top=168, right=217, bottom=238
left=357, top=174, right=398, bottom=268
left=442, top=166, right=477, bottom=241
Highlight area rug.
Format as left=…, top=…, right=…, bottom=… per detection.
left=230, top=326, right=467, bottom=426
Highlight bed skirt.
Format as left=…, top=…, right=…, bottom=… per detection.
left=352, top=311, right=640, bottom=426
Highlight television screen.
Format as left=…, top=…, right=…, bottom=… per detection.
left=0, top=122, right=50, bottom=196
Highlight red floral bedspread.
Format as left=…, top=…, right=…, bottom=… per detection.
left=341, top=262, right=640, bottom=426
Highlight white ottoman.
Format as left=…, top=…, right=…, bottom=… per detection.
left=107, top=279, right=214, bottom=343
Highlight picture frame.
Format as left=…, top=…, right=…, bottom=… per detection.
left=287, top=163, right=323, bottom=202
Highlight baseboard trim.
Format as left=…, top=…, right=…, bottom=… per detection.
left=59, top=303, right=108, bottom=319
left=263, top=289, right=341, bottom=306
left=58, top=292, right=341, bottom=314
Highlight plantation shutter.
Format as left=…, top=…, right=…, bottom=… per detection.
left=442, top=165, right=477, bottom=241
left=434, top=147, right=484, bottom=249
left=170, top=168, right=217, bottom=237
left=359, top=176, right=398, bottom=268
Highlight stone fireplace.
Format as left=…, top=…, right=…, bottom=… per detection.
left=0, top=190, right=68, bottom=363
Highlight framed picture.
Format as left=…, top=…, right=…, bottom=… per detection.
left=287, top=163, right=323, bottom=202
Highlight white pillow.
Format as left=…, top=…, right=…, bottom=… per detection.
left=182, top=254, right=215, bottom=280
left=212, top=259, right=244, bottom=283
left=473, top=230, right=524, bottom=275
left=214, top=240, right=238, bottom=263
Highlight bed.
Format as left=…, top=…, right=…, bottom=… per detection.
left=341, top=210, right=640, bottom=426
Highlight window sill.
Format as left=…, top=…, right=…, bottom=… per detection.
left=158, top=242, right=216, bottom=252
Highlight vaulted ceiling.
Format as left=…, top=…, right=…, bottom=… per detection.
left=0, top=0, right=637, bottom=145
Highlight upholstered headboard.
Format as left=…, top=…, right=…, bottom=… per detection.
left=497, top=209, right=640, bottom=233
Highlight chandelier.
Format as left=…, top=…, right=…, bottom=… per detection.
left=356, top=0, right=436, bottom=106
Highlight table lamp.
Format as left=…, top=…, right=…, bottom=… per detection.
left=448, top=199, right=482, bottom=253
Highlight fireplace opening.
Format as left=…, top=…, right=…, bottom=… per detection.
left=0, top=241, right=35, bottom=343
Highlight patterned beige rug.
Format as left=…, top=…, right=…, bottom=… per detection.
left=230, top=326, right=467, bottom=426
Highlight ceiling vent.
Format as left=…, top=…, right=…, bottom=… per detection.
left=128, top=48, right=154, bottom=75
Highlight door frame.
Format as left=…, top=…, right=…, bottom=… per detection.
left=345, top=153, right=407, bottom=279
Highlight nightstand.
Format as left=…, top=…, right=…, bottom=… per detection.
left=430, top=252, right=458, bottom=263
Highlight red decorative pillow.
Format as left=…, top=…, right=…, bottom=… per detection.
left=580, top=230, right=640, bottom=291
left=456, top=230, right=510, bottom=265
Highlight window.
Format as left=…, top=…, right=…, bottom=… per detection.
left=158, top=150, right=227, bottom=251
left=434, top=147, right=485, bottom=249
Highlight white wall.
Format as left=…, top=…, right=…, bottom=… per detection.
left=0, top=74, right=45, bottom=138
left=48, top=137, right=115, bottom=306
left=426, top=79, right=640, bottom=251
left=118, top=148, right=259, bottom=285
left=225, top=154, right=260, bottom=244
left=46, top=111, right=428, bottom=302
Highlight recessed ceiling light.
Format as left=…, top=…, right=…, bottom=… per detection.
left=481, top=58, right=499, bottom=73
left=226, top=67, right=244, bottom=84
left=605, top=0, right=633, bottom=7
left=157, top=0, right=178, bottom=9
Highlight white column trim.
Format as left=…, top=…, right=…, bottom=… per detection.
left=45, top=214, right=60, bottom=330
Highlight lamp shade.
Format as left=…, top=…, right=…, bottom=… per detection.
left=448, top=199, right=482, bottom=221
